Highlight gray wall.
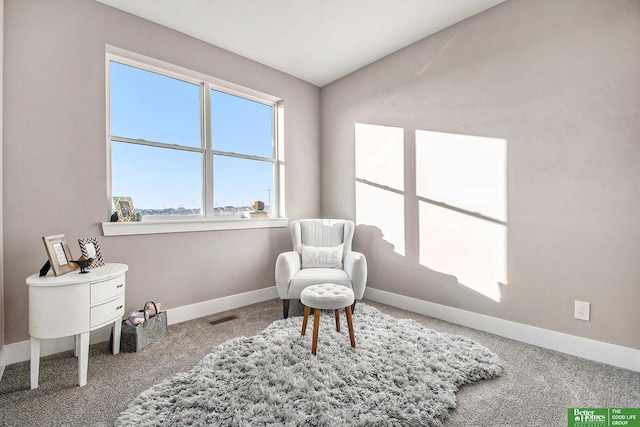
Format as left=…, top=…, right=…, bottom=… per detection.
left=3, top=0, right=320, bottom=344
left=4, top=0, right=639, bottom=353
left=321, top=0, right=640, bottom=349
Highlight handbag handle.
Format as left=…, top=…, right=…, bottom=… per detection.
left=143, top=301, right=159, bottom=321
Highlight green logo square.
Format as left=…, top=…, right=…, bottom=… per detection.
left=569, top=408, right=640, bottom=427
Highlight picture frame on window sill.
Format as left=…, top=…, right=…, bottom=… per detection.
left=113, top=196, right=137, bottom=222
left=78, top=237, right=105, bottom=269
left=42, top=234, right=78, bottom=276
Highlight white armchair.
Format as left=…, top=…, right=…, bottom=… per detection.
left=275, top=219, right=367, bottom=318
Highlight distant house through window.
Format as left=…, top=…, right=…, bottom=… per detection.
left=107, top=51, right=281, bottom=220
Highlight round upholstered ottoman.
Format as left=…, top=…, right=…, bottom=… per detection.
left=300, top=283, right=356, bottom=355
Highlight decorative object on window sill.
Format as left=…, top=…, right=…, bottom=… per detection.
left=71, top=257, right=93, bottom=274
left=78, top=237, right=105, bottom=269
left=113, top=196, right=137, bottom=222
left=42, top=234, right=78, bottom=276
left=250, top=200, right=268, bottom=218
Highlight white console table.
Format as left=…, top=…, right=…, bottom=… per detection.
left=26, top=263, right=128, bottom=389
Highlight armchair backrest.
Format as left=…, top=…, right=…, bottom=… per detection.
left=290, top=219, right=354, bottom=252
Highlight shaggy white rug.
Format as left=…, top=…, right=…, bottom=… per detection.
left=115, top=304, right=502, bottom=426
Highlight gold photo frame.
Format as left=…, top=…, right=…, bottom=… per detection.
left=113, top=196, right=137, bottom=222
left=42, top=234, right=78, bottom=276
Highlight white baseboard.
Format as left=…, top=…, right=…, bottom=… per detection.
left=3, top=326, right=114, bottom=366
left=364, top=287, right=640, bottom=372
left=0, top=345, right=5, bottom=382
left=2, top=286, right=279, bottom=366
left=6, top=285, right=636, bottom=373
left=166, top=286, right=278, bottom=325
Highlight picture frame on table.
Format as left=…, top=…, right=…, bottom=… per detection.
left=78, top=237, right=105, bottom=269
left=42, top=234, right=78, bottom=276
left=113, top=196, right=137, bottom=222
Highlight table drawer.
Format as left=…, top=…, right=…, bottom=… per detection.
left=91, top=295, right=125, bottom=328
left=91, top=275, right=125, bottom=304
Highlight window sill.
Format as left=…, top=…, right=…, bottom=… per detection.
left=102, top=217, right=289, bottom=236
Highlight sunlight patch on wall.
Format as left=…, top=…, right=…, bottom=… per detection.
left=355, top=123, right=404, bottom=190
left=416, top=130, right=506, bottom=222
left=416, top=130, right=507, bottom=302
left=419, top=203, right=506, bottom=301
left=356, top=181, right=405, bottom=256
left=355, top=123, right=405, bottom=255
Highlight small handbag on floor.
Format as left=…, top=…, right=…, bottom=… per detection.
left=119, top=301, right=168, bottom=352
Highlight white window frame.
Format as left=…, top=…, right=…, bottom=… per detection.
left=103, top=46, right=287, bottom=236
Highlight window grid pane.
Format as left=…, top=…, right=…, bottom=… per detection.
left=213, top=155, right=274, bottom=215
left=108, top=55, right=279, bottom=219
left=110, top=61, right=201, bottom=149
left=111, top=141, right=203, bottom=215
left=211, top=89, right=273, bottom=158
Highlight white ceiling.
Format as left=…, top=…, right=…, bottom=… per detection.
left=96, top=0, right=505, bottom=87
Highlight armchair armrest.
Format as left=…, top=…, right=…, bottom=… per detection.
left=275, top=251, right=301, bottom=299
left=343, top=251, right=367, bottom=299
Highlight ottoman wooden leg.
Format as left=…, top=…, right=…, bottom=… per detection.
left=334, top=309, right=341, bottom=332
left=312, top=308, right=321, bottom=355
left=301, top=305, right=311, bottom=336
left=301, top=305, right=310, bottom=336
left=345, top=306, right=356, bottom=348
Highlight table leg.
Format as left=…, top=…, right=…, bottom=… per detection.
left=78, top=332, right=89, bottom=387
left=30, top=337, right=41, bottom=390
left=74, top=334, right=80, bottom=358
left=112, top=319, right=121, bottom=355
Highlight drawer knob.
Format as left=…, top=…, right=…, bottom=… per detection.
left=117, top=284, right=124, bottom=288
left=116, top=305, right=123, bottom=310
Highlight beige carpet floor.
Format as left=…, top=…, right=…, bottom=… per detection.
left=1, top=299, right=639, bottom=426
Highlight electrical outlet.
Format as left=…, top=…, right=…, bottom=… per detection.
left=574, top=301, right=590, bottom=321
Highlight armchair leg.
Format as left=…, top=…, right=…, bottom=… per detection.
left=283, top=299, right=290, bottom=319
left=351, top=301, right=356, bottom=314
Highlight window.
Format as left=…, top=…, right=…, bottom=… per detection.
left=107, top=52, right=281, bottom=221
